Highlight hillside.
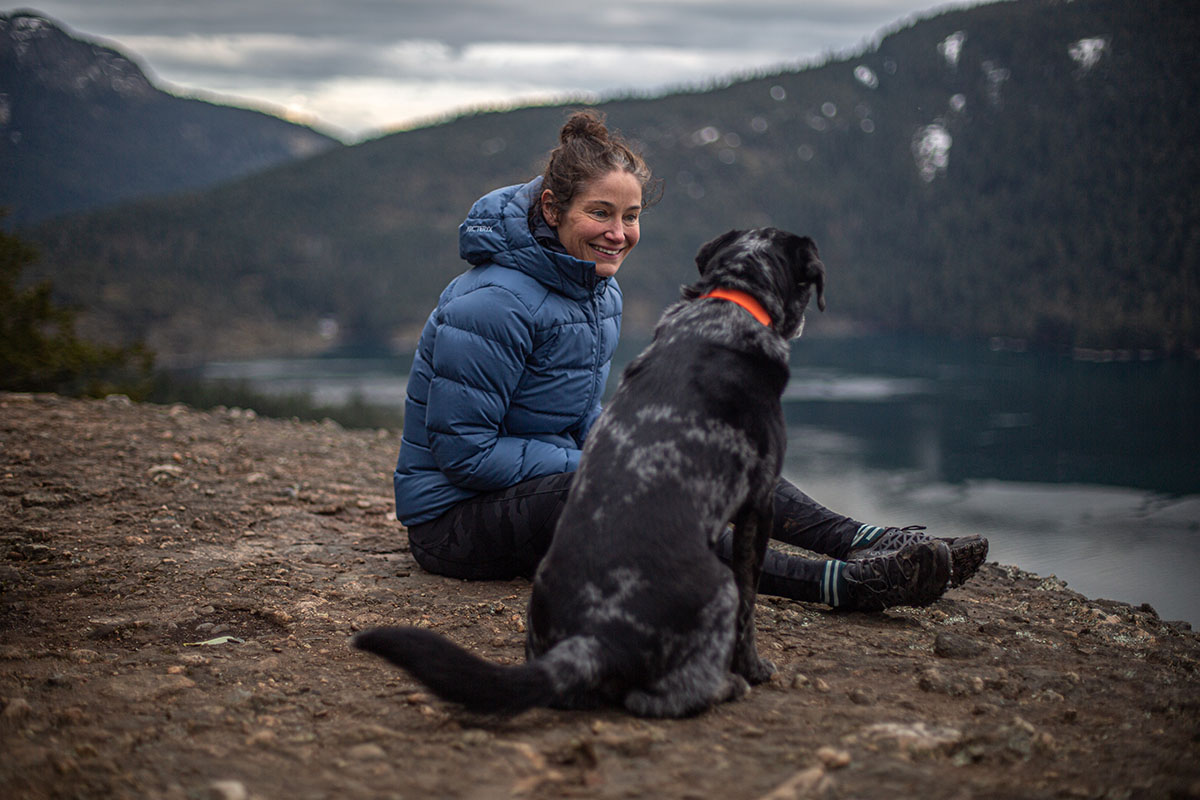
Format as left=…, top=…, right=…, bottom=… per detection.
left=0, top=11, right=342, bottom=226
left=20, top=0, right=1200, bottom=360
left=2, top=392, right=1199, bottom=799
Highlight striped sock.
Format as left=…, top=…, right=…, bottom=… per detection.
left=820, top=559, right=849, bottom=607
left=850, top=524, right=886, bottom=550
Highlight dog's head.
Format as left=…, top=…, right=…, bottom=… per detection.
left=684, top=228, right=826, bottom=338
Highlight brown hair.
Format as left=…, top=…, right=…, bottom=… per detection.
left=537, top=110, right=661, bottom=222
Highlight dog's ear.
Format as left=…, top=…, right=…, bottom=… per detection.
left=790, top=235, right=826, bottom=312
left=694, top=229, right=744, bottom=276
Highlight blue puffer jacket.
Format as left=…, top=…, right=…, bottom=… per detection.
left=393, top=177, right=622, bottom=525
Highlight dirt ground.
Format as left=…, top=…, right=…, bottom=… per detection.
left=2, top=392, right=1199, bottom=800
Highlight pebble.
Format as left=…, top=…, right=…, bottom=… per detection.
left=245, top=729, right=276, bottom=747
left=815, top=746, right=851, bottom=769
left=3, top=697, right=33, bottom=721
left=207, top=780, right=249, bottom=800
left=347, top=743, right=387, bottom=761
left=103, top=673, right=196, bottom=703
left=934, top=632, right=986, bottom=659
left=755, top=766, right=834, bottom=800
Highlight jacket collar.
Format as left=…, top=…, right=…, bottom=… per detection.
left=459, top=178, right=610, bottom=301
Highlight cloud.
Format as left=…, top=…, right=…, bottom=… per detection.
left=25, top=0, right=963, bottom=140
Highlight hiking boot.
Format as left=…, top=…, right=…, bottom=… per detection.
left=839, top=540, right=952, bottom=612
left=850, top=525, right=988, bottom=588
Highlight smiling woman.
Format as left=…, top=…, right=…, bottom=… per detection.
left=537, top=112, right=654, bottom=277
left=392, top=109, right=658, bottom=543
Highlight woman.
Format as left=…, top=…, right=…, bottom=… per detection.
left=394, top=110, right=987, bottom=611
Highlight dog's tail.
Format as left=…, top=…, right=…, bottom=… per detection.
left=352, top=626, right=604, bottom=715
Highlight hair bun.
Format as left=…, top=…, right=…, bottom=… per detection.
left=559, top=110, right=610, bottom=145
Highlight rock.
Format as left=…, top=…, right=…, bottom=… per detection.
left=70, top=648, right=102, bottom=663
left=207, top=780, right=249, bottom=800
left=102, top=673, right=196, bottom=703
left=20, top=490, right=72, bottom=508
left=934, top=631, right=986, bottom=659
left=815, top=746, right=851, bottom=769
left=845, top=722, right=963, bottom=759
left=148, top=464, right=185, bottom=481
left=755, top=766, right=834, bottom=800
left=461, top=729, right=491, bottom=747
left=245, top=729, right=276, bottom=747
left=3, top=697, right=33, bottom=721
left=347, top=743, right=387, bottom=761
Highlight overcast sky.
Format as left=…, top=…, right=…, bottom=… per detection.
left=17, top=0, right=973, bottom=142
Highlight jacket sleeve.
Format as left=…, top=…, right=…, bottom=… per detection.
left=424, top=285, right=581, bottom=491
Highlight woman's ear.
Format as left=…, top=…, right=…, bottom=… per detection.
left=540, top=189, right=559, bottom=226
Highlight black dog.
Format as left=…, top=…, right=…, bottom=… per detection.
left=354, top=228, right=826, bottom=717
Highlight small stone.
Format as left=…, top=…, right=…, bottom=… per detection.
left=756, top=766, right=833, bottom=800
left=20, top=490, right=71, bottom=508
left=918, top=667, right=950, bottom=693
left=104, top=673, right=196, bottom=703
left=246, top=729, right=276, bottom=747
left=148, top=464, right=184, bottom=481
left=207, top=780, right=248, bottom=800
left=3, top=697, right=33, bottom=721
left=791, top=673, right=810, bottom=689
left=934, top=632, right=985, bottom=659
left=813, top=677, right=831, bottom=693
left=347, top=743, right=386, bottom=761
left=815, top=746, right=851, bottom=769
left=461, top=729, right=490, bottom=746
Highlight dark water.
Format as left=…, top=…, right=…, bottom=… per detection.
left=204, top=335, right=1200, bottom=624
left=779, top=335, right=1199, bottom=625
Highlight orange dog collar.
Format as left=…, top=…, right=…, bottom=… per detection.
left=700, top=288, right=772, bottom=327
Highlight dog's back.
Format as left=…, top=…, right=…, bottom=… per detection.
left=525, top=295, right=792, bottom=715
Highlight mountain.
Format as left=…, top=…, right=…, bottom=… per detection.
left=19, top=0, right=1200, bottom=361
left=0, top=10, right=342, bottom=225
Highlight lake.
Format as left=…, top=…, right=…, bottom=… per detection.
left=203, top=334, right=1200, bottom=625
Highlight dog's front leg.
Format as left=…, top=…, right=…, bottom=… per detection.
left=729, top=500, right=777, bottom=684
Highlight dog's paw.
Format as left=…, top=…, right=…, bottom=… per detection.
left=735, top=655, right=777, bottom=685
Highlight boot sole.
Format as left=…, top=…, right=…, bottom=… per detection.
left=943, top=535, right=989, bottom=587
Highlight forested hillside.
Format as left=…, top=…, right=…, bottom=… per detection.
left=0, top=11, right=341, bottom=225
left=22, top=0, right=1199, bottom=361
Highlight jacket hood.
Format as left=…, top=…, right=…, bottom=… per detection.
left=458, top=177, right=609, bottom=300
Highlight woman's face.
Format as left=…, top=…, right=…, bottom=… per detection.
left=542, top=169, right=642, bottom=278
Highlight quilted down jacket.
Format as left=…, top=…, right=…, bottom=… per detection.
left=393, top=177, right=622, bottom=525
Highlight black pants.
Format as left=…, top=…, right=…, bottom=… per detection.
left=406, top=472, right=864, bottom=604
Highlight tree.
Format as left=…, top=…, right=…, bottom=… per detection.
left=0, top=213, right=152, bottom=396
